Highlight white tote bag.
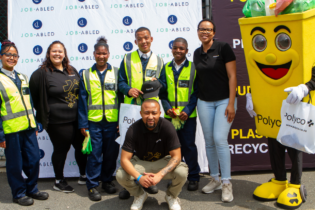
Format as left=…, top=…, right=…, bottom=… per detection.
left=277, top=99, right=315, bottom=154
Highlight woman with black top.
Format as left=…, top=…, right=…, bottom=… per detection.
left=29, top=41, right=87, bottom=193
left=193, top=19, right=237, bottom=202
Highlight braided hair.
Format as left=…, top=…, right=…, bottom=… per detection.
left=0, top=39, right=19, bottom=55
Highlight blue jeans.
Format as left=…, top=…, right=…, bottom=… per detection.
left=197, top=98, right=237, bottom=180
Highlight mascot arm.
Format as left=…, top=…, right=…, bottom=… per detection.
left=246, top=93, right=257, bottom=118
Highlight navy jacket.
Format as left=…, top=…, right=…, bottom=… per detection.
left=78, top=63, right=124, bottom=129
left=118, top=51, right=166, bottom=96
left=0, top=70, right=37, bottom=142
left=159, top=59, right=198, bottom=117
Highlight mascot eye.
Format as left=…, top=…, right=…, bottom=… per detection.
left=252, top=34, right=267, bottom=52
left=276, top=33, right=291, bottom=51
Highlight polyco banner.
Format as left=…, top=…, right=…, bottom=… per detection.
left=8, top=0, right=204, bottom=178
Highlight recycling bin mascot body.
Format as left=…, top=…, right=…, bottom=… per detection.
left=239, top=3, right=315, bottom=209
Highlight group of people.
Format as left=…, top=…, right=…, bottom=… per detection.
left=0, top=18, right=309, bottom=210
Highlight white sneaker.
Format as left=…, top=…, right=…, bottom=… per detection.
left=130, top=191, right=148, bottom=210
left=165, top=194, right=181, bottom=210
left=202, top=177, right=222, bottom=193
left=221, top=183, right=233, bottom=202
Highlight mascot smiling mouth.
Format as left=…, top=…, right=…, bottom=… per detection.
left=255, top=61, right=292, bottom=80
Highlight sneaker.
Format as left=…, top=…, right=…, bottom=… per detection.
left=102, top=181, right=117, bottom=194
left=165, top=194, right=181, bottom=210
left=53, top=179, right=74, bottom=193
left=222, top=183, right=233, bottom=202
left=78, top=175, right=87, bottom=185
left=88, top=188, right=101, bottom=201
left=202, top=177, right=222, bottom=193
left=130, top=191, right=148, bottom=210
left=13, top=196, right=34, bottom=206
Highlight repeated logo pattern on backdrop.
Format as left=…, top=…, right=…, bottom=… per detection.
left=9, top=0, right=203, bottom=178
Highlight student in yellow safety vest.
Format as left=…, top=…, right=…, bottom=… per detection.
left=78, top=36, right=123, bottom=202
left=159, top=37, right=200, bottom=192
left=0, top=40, right=48, bottom=206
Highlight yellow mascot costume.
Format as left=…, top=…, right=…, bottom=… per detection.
left=239, top=0, right=315, bottom=209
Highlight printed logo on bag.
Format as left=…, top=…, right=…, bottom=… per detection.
left=168, top=15, right=177, bottom=25
left=308, top=120, right=314, bottom=127
left=169, top=40, right=174, bottom=49
left=77, top=18, right=87, bottom=27
left=32, top=0, right=42, bottom=4
left=78, top=43, right=88, bottom=53
left=39, top=149, right=45, bottom=159
left=37, top=123, right=44, bottom=133
left=33, top=45, right=43, bottom=55
left=33, top=20, right=42, bottom=30
left=284, top=113, right=307, bottom=125
left=123, top=16, right=132, bottom=26
left=123, top=42, right=133, bottom=52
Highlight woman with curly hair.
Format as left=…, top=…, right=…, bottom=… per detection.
left=29, top=41, right=87, bottom=193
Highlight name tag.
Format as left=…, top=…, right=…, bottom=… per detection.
left=105, top=83, right=115, bottom=90
left=213, top=55, right=220, bottom=58
left=178, top=80, right=189, bottom=88
left=22, top=87, right=30, bottom=95
left=69, top=74, right=76, bottom=77
left=146, top=69, right=157, bottom=78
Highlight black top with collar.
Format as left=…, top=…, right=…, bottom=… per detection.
left=122, top=118, right=180, bottom=162
left=193, top=40, right=236, bottom=101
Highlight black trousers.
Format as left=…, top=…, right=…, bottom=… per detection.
left=268, top=138, right=302, bottom=184
left=47, top=121, right=87, bottom=180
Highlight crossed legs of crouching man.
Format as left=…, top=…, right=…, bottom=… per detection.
left=116, top=155, right=188, bottom=210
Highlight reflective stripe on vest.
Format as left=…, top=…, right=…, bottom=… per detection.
left=0, top=73, right=36, bottom=134
left=83, top=67, right=119, bottom=122
left=124, top=50, right=163, bottom=104
left=164, top=61, right=197, bottom=118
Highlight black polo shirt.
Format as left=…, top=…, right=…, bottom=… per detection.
left=193, top=40, right=236, bottom=101
left=122, top=117, right=180, bottom=162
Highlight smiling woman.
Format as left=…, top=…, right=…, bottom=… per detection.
left=29, top=41, right=87, bottom=193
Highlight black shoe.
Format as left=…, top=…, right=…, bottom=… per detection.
left=143, top=185, right=158, bottom=194
left=13, top=196, right=34, bottom=206
left=102, top=181, right=117, bottom=194
left=78, top=175, right=87, bottom=185
left=88, top=188, right=101, bottom=201
left=187, top=181, right=199, bottom=191
left=53, top=179, right=74, bottom=193
left=119, top=188, right=130, bottom=199
left=27, top=191, right=49, bottom=200
left=166, top=181, right=172, bottom=189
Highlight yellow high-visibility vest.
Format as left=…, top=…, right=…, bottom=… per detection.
left=164, top=61, right=197, bottom=118
left=83, top=67, right=119, bottom=122
left=0, top=72, right=36, bottom=134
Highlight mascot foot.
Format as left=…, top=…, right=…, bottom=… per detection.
left=253, top=178, right=288, bottom=201
left=276, top=184, right=307, bottom=209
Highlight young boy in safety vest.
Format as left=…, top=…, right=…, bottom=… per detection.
left=160, top=37, right=200, bottom=191
left=0, top=40, right=48, bottom=206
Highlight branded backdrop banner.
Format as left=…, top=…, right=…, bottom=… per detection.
left=212, top=0, right=315, bottom=171
left=8, top=0, right=204, bottom=178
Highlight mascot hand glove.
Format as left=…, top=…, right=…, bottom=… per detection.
left=246, top=93, right=257, bottom=118
left=284, top=84, right=309, bottom=105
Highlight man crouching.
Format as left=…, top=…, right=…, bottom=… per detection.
left=116, top=99, right=188, bottom=210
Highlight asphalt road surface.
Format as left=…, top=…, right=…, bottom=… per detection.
left=0, top=170, right=315, bottom=210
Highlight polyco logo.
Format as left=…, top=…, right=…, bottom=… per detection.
left=284, top=113, right=307, bottom=125
left=77, top=18, right=87, bottom=27
left=123, top=16, right=132, bottom=26
left=33, top=20, right=42, bottom=30
left=78, top=43, right=88, bottom=53
left=168, top=15, right=177, bottom=25
left=308, top=120, right=314, bottom=127
left=169, top=40, right=174, bottom=49
left=32, top=0, right=42, bottom=4
left=123, top=42, right=133, bottom=52
left=33, top=45, right=43, bottom=55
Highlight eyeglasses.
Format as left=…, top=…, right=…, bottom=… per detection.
left=198, top=28, right=214, bottom=34
left=1, top=53, right=20, bottom=59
